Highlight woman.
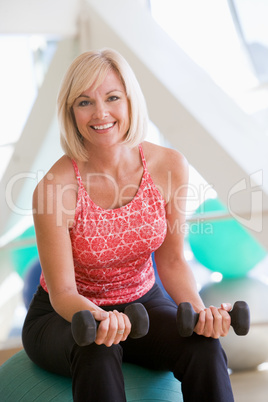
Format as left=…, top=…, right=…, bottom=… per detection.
left=22, top=48, right=234, bottom=401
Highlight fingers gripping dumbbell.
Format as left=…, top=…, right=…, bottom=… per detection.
left=71, top=303, right=149, bottom=346
left=176, top=301, right=250, bottom=337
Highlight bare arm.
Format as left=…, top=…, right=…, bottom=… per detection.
left=154, top=149, right=231, bottom=338
left=154, top=150, right=204, bottom=310
left=33, top=157, right=130, bottom=345
left=32, top=157, right=101, bottom=321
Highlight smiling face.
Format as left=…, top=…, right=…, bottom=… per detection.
left=72, top=69, right=130, bottom=150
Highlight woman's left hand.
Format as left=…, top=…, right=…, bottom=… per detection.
left=95, top=310, right=131, bottom=347
left=194, top=303, right=232, bottom=339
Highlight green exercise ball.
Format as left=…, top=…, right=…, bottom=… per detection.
left=188, top=198, right=266, bottom=278
left=0, top=350, right=183, bottom=401
left=10, top=226, right=39, bottom=277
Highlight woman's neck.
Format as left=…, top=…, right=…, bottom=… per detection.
left=81, top=143, right=140, bottom=178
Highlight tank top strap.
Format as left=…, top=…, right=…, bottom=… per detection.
left=138, top=144, right=148, bottom=171
left=71, top=159, right=83, bottom=186
left=72, top=147, right=147, bottom=185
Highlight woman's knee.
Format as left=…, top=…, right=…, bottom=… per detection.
left=71, top=344, right=125, bottom=402
left=187, top=334, right=226, bottom=363
left=71, top=343, right=123, bottom=373
left=174, top=334, right=228, bottom=379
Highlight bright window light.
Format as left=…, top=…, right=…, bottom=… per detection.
left=150, top=0, right=268, bottom=118
left=0, top=35, right=37, bottom=147
left=0, top=35, right=57, bottom=180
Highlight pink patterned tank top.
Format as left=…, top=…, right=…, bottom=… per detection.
left=40, top=145, right=167, bottom=306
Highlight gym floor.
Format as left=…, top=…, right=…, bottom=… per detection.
left=230, top=366, right=268, bottom=402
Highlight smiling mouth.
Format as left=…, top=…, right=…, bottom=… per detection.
left=91, top=122, right=115, bottom=130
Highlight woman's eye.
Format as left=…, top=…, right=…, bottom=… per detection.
left=108, top=96, right=119, bottom=102
left=78, top=100, right=90, bottom=107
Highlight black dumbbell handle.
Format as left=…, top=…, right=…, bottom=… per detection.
left=72, top=303, right=149, bottom=346
left=177, top=301, right=250, bottom=337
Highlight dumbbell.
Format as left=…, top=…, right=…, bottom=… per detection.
left=72, top=303, right=149, bottom=346
left=177, top=301, right=250, bottom=337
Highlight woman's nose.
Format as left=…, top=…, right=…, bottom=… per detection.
left=93, top=102, right=108, bottom=119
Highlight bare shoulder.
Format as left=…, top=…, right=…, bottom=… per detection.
left=33, top=155, right=77, bottom=215
left=46, top=155, right=76, bottom=183
left=34, top=155, right=76, bottom=191
left=141, top=141, right=189, bottom=181
left=141, top=141, right=188, bottom=203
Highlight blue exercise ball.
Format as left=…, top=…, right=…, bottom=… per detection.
left=188, top=198, right=266, bottom=278
left=23, top=259, right=42, bottom=309
left=152, top=253, right=174, bottom=302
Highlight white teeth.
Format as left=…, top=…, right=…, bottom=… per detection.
left=93, top=123, right=114, bottom=130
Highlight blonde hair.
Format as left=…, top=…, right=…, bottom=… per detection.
left=57, top=48, right=148, bottom=161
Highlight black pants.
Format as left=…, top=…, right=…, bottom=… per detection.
left=22, top=284, right=234, bottom=402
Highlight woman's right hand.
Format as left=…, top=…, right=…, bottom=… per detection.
left=93, top=310, right=131, bottom=347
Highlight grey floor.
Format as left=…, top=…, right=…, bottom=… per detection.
left=231, top=367, right=268, bottom=402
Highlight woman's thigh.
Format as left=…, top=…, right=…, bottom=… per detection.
left=121, top=295, right=225, bottom=379
left=22, top=286, right=75, bottom=376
